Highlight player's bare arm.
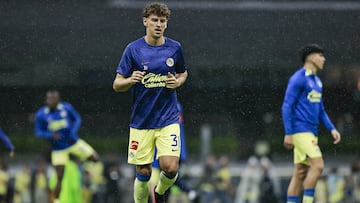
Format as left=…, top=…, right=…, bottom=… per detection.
left=113, top=71, right=145, bottom=92
left=283, top=135, right=294, bottom=150
left=166, top=71, right=188, bottom=89
left=331, top=129, right=341, bottom=144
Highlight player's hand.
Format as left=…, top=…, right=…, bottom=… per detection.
left=331, top=129, right=341, bottom=144
left=52, top=132, right=61, bottom=140
left=129, top=71, right=145, bottom=85
left=166, top=72, right=179, bottom=89
left=283, top=135, right=294, bottom=150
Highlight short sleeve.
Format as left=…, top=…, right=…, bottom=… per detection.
left=116, top=45, right=133, bottom=77
left=175, top=46, right=187, bottom=73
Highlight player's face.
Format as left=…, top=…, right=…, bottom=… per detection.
left=143, top=14, right=168, bottom=39
left=46, top=92, right=60, bottom=109
left=310, top=53, right=326, bottom=70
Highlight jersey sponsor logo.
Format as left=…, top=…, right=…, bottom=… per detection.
left=166, top=58, right=174, bottom=67
left=48, top=119, right=68, bottom=131
left=130, top=140, right=139, bottom=150
left=141, top=73, right=167, bottom=88
left=307, top=90, right=322, bottom=103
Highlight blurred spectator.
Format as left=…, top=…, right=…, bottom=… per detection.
left=258, top=157, right=281, bottom=203
left=327, top=167, right=345, bottom=203
left=234, top=156, right=261, bottom=203
left=30, top=160, right=48, bottom=203
left=0, top=161, right=9, bottom=203
left=103, top=154, right=122, bottom=203
left=83, top=161, right=105, bottom=203
left=14, top=164, right=31, bottom=203
left=347, top=160, right=360, bottom=203
left=82, top=170, right=93, bottom=203
left=199, top=154, right=217, bottom=203
left=315, top=176, right=327, bottom=203
left=216, top=155, right=232, bottom=203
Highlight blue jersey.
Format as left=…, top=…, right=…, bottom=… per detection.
left=116, top=37, right=187, bottom=129
left=153, top=103, right=187, bottom=168
left=0, top=128, right=14, bottom=151
left=282, top=68, right=335, bottom=135
left=35, top=102, right=81, bottom=150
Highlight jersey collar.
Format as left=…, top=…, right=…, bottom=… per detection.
left=44, top=103, right=64, bottom=114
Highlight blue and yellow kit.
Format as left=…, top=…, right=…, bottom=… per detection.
left=282, top=68, right=335, bottom=136
left=117, top=37, right=187, bottom=129
left=35, top=102, right=81, bottom=150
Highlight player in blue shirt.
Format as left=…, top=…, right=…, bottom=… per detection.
left=113, top=2, right=188, bottom=203
left=282, top=44, right=341, bottom=203
left=0, top=128, right=14, bottom=157
left=35, top=90, right=99, bottom=203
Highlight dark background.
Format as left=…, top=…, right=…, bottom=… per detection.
left=1, top=0, right=360, bottom=158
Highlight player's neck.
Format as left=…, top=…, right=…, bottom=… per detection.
left=144, top=35, right=165, bottom=46
left=304, top=63, right=318, bottom=75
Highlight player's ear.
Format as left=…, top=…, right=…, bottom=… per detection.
left=143, top=17, right=147, bottom=26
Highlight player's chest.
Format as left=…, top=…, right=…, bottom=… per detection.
left=304, top=77, right=323, bottom=103
left=304, top=76, right=322, bottom=93
left=133, top=48, right=176, bottom=73
left=46, top=110, right=68, bottom=122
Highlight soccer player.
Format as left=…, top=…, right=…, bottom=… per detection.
left=0, top=128, right=14, bottom=157
left=282, top=44, right=341, bottom=203
left=35, top=90, right=99, bottom=203
left=112, top=2, right=188, bottom=203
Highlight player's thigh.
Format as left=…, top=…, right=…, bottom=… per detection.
left=69, top=139, right=95, bottom=161
left=128, top=128, right=156, bottom=165
left=293, top=132, right=322, bottom=165
left=51, top=149, right=70, bottom=166
left=155, top=123, right=180, bottom=159
left=293, top=163, right=309, bottom=180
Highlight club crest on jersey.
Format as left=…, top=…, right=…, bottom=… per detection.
left=60, top=110, right=67, bottom=118
left=317, top=80, right=323, bottom=88
left=166, top=58, right=174, bottom=67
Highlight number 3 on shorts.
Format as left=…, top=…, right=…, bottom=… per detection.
left=170, top=134, right=178, bottom=147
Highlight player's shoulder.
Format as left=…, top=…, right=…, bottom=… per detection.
left=35, top=106, right=48, bottom=117
left=126, top=37, right=146, bottom=49
left=165, top=37, right=182, bottom=48
left=289, top=68, right=306, bottom=82
left=60, top=102, right=74, bottom=110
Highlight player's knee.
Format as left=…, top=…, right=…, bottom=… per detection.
left=312, top=162, right=324, bottom=173
left=136, top=164, right=152, bottom=176
left=161, top=163, right=179, bottom=174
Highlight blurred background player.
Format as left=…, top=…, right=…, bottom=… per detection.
left=282, top=44, right=341, bottom=203
left=149, top=102, right=197, bottom=202
left=0, top=129, right=15, bottom=158
left=34, top=90, right=99, bottom=203
left=112, top=2, right=188, bottom=203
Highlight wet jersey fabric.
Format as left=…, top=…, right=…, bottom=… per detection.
left=282, top=68, right=335, bottom=135
left=117, top=37, right=187, bottom=129
left=35, top=102, right=81, bottom=150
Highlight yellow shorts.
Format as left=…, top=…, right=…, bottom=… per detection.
left=293, top=132, right=322, bottom=165
left=51, top=139, right=95, bottom=166
left=128, top=123, right=180, bottom=165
